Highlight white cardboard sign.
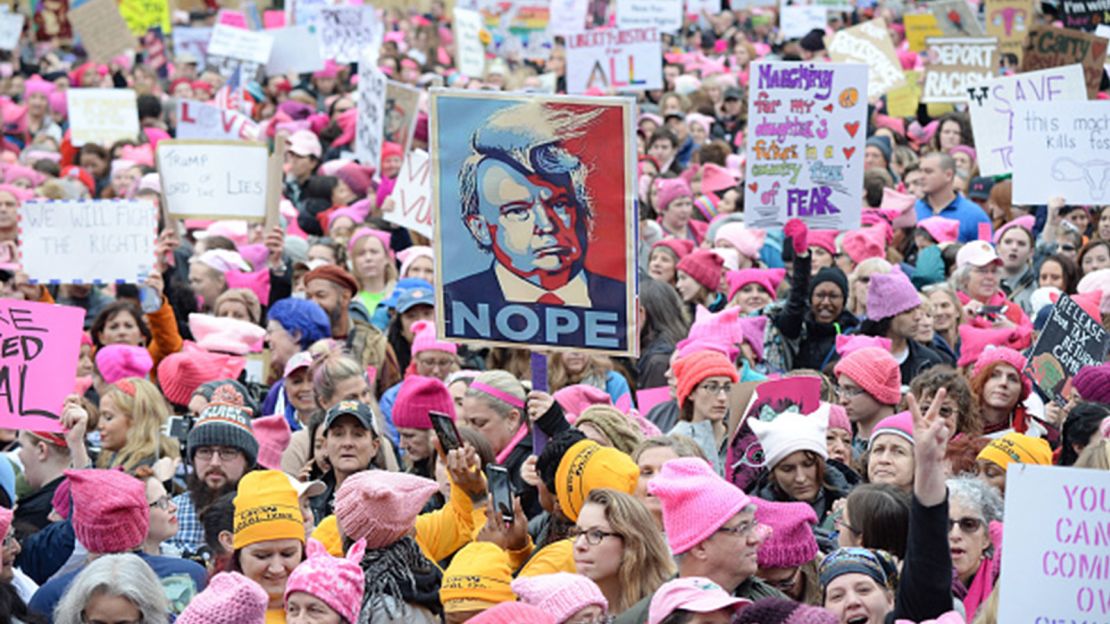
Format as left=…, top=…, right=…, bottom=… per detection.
left=966, top=64, right=1087, bottom=176
left=781, top=5, right=827, bottom=40
left=384, top=149, right=433, bottom=239
left=176, top=100, right=261, bottom=142
left=564, top=27, right=664, bottom=93
left=356, top=57, right=386, bottom=170
left=997, top=464, right=1110, bottom=623
left=67, top=89, right=140, bottom=147
left=266, top=25, right=324, bottom=75
left=454, top=8, right=486, bottom=78
left=173, top=26, right=212, bottom=70
left=0, top=14, right=24, bottom=51
left=549, top=0, right=589, bottom=35
left=206, top=23, right=274, bottom=65
left=617, top=0, right=683, bottom=32
left=1013, top=100, right=1110, bottom=206
left=20, top=200, right=158, bottom=284
left=319, top=6, right=380, bottom=64
left=157, top=141, right=269, bottom=221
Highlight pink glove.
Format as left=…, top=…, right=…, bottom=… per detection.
left=783, top=218, right=809, bottom=255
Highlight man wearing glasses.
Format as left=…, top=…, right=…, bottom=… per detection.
left=167, top=403, right=259, bottom=556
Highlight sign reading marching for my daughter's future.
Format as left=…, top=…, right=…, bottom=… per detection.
left=742, top=61, right=866, bottom=231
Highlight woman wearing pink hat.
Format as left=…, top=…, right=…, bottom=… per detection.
left=89, top=295, right=183, bottom=382
left=726, top=268, right=785, bottom=314
left=967, top=347, right=1046, bottom=439
left=648, top=239, right=695, bottom=286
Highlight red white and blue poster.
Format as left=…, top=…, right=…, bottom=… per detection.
left=430, top=90, right=638, bottom=356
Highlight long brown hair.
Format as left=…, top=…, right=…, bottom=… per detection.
left=583, top=489, right=674, bottom=613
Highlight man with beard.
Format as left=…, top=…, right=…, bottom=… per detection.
left=303, top=264, right=401, bottom=395
left=167, top=402, right=258, bottom=556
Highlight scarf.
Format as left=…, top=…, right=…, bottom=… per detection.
left=357, top=536, right=442, bottom=624
left=962, top=520, right=1003, bottom=620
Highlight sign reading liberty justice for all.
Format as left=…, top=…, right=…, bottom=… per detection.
left=563, top=27, right=663, bottom=93
left=430, top=90, right=638, bottom=356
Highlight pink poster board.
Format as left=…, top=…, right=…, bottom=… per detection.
left=0, top=301, right=84, bottom=433
left=636, top=386, right=671, bottom=414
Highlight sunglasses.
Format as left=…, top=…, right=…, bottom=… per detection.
left=948, top=517, right=984, bottom=533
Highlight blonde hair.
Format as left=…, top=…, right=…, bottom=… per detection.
left=98, top=378, right=179, bottom=471
left=548, top=353, right=613, bottom=393
left=465, top=370, right=526, bottom=420
left=584, top=489, right=674, bottom=613
left=848, top=257, right=893, bottom=317
left=1074, top=439, right=1110, bottom=470
left=349, top=232, right=398, bottom=286
left=575, top=406, right=645, bottom=455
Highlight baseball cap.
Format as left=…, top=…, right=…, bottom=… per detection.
left=324, top=401, right=377, bottom=435
left=724, top=87, right=743, bottom=101
left=397, top=286, right=434, bottom=314
left=956, top=240, right=1001, bottom=268
left=648, top=578, right=750, bottom=624
left=284, top=472, right=326, bottom=499
left=287, top=129, right=322, bottom=159
left=283, top=351, right=314, bottom=378
left=968, top=177, right=994, bottom=201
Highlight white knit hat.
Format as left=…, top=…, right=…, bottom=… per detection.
left=748, top=405, right=829, bottom=469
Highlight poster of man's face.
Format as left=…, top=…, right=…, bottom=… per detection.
left=384, top=80, right=420, bottom=153
left=431, top=91, right=636, bottom=356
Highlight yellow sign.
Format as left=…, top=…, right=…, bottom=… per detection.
left=904, top=13, right=943, bottom=52
left=118, top=0, right=171, bottom=35
left=886, top=70, right=921, bottom=117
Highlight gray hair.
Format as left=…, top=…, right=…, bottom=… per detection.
left=947, top=475, right=1004, bottom=524
left=53, top=554, right=170, bottom=624
left=465, top=370, right=526, bottom=418
left=948, top=263, right=973, bottom=294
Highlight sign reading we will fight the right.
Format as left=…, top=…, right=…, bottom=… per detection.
left=997, top=465, right=1110, bottom=623
left=743, top=62, right=866, bottom=231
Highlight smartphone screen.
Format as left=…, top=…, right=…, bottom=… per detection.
left=486, top=464, right=514, bottom=524
left=430, top=411, right=462, bottom=453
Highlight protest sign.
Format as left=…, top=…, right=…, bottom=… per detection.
left=266, top=25, right=324, bottom=75
left=67, top=89, right=139, bottom=147
left=20, top=200, right=158, bottom=285
left=886, top=70, right=922, bottom=117
left=173, top=26, right=211, bottom=69
left=997, top=464, right=1110, bottom=623
left=616, top=0, right=683, bottom=32
left=69, top=0, right=138, bottom=62
left=0, top=13, right=23, bottom=50
left=385, top=149, right=432, bottom=239
left=483, top=2, right=554, bottom=62
left=922, top=37, right=998, bottom=103
left=157, top=141, right=270, bottom=220
left=118, top=0, right=170, bottom=36
left=1013, top=101, right=1110, bottom=206
left=176, top=99, right=261, bottom=141
left=966, top=64, right=1086, bottom=176
left=454, top=8, right=485, bottom=78
left=1022, top=294, right=1110, bottom=403
left=985, top=0, right=1034, bottom=62
left=726, top=376, right=822, bottom=491
left=1021, top=25, right=1109, bottom=98
left=207, top=22, right=273, bottom=64
left=1061, top=0, right=1110, bottom=31
left=356, top=59, right=386, bottom=172
left=781, top=5, right=827, bottom=41
left=743, top=62, right=867, bottom=231
left=431, top=90, right=637, bottom=356
left=904, top=13, right=943, bottom=52
left=0, top=300, right=84, bottom=433
left=826, top=18, right=907, bottom=97
left=564, top=27, right=663, bottom=93
left=384, top=81, right=420, bottom=155
left=319, top=6, right=379, bottom=64
left=34, top=0, right=72, bottom=42
left=548, top=0, right=588, bottom=34
left=930, top=0, right=985, bottom=36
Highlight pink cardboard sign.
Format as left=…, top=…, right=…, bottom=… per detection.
left=263, top=10, right=286, bottom=29
left=0, top=300, right=84, bottom=433
left=216, top=9, right=249, bottom=29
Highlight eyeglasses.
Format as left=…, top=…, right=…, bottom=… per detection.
left=835, top=517, right=859, bottom=535
left=948, top=517, right=984, bottom=533
left=565, top=616, right=613, bottom=624
left=836, top=385, right=866, bottom=399
left=417, top=356, right=456, bottom=371
left=813, top=291, right=844, bottom=302
left=1060, top=245, right=1077, bottom=252
left=150, top=495, right=173, bottom=510
left=194, top=447, right=243, bottom=462
left=716, top=520, right=757, bottom=539
left=699, top=381, right=733, bottom=395
left=2, top=534, right=16, bottom=550
left=569, top=527, right=622, bottom=546
left=765, top=567, right=802, bottom=591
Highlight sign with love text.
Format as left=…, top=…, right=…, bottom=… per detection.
left=743, top=61, right=866, bottom=231
left=157, top=140, right=269, bottom=220
left=922, top=37, right=998, bottom=103
left=1012, top=101, right=1110, bottom=207
left=966, top=64, right=1087, bottom=176
left=826, top=18, right=907, bottom=98
left=20, top=199, right=158, bottom=285
left=0, top=300, right=84, bottom=433
left=176, top=99, right=260, bottom=141
left=385, top=149, right=432, bottom=239
left=564, top=27, right=663, bottom=93
left=998, top=465, right=1110, bottom=622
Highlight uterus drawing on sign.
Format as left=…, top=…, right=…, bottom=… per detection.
left=1052, top=158, right=1110, bottom=200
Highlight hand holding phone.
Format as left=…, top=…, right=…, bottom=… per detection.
left=486, top=464, right=515, bottom=524
left=430, top=411, right=462, bottom=453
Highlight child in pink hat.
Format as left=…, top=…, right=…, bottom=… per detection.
left=284, top=538, right=366, bottom=624
left=512, top=573, right=609, bottom=624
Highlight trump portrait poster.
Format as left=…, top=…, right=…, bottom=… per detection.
left=430, top=90, right=638, bottom=356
